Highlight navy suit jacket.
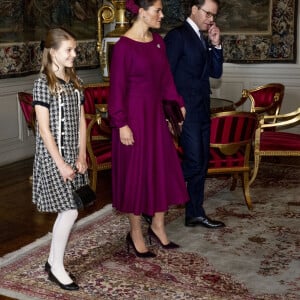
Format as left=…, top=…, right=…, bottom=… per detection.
left=164, top=21, right=223, bottom=121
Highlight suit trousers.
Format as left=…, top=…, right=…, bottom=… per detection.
left=181, top=107, right=210, bottom=218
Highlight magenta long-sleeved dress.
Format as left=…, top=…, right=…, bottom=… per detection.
left=108, top=33, right=189, bottom=215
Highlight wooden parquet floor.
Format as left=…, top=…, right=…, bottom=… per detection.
left=0, top=157, right=112, bottom=300
left=0, top=159, right=111, bottom=256
left=0, top=157, right=112, bottom=257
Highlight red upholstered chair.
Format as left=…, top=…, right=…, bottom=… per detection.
left=250, top=108, right=300, bottom=185
left=207, top=111, right=258, bottom=209
left=234, top=83, right=285, bottom=122
left=17, top=92, right=36, bottom=135
left=83, top=83, right=112, bottom=192
left=83, top=82, right=110, bottom=114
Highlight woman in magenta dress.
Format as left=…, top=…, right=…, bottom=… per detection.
left=108, top=0, right=188, bottom=257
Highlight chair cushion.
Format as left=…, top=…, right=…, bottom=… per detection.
left=84, top=86, right=110, bottom=114
left=251, top=87, right=280, bottom=108
left=84, top=89, right=97, bottom=114
left=18, top=92, right=35, bottom=128
left=89, top=141, right=112, bottom=164
left=209, top=148, right=246, bottom=168
left=86, top=117, right=111, bottom=139
left=250, top=84, right=284, bottom=109
left=210, top=114, right=257, bottom=144
left=94, top=87, right=109, bottom=104
left=260, top=131, right=300, bottom=151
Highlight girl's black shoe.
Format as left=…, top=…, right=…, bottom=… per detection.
left=48, top=270, right=79, bottom=291
left=44, top=261, right=76, bottom=281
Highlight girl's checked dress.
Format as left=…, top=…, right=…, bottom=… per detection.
left=32, top=74, right=88, bottom=212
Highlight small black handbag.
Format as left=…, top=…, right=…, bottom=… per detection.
left=71, top=177, right=96, bottom=209
left=163, top=100, right=184, bottom=140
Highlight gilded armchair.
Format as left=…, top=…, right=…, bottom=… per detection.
left=234, top=83, right=285, bottom=121
left=207, top=111, right=258, bottom=209
left=250, top=108, right=300, bottom=185
left=176, top=111, right=258, bottom=209
left=83, top=83, right=112, bottom=192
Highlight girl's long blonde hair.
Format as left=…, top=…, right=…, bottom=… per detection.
left=40, top=27, right=82, bottom=94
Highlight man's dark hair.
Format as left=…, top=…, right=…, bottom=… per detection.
left=187, top=0, right=220, bottom=16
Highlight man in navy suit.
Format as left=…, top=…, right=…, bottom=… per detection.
left=164, top=0, right=225, bottom=228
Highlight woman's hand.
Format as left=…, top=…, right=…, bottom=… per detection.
left=180, top=106, right=186, bottom=119
left=178, top=106, right=186, bottom=130
left=119, top=125, right=134, bottom=146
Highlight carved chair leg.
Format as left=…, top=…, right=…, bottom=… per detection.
left=88, top=169, right=98, bottom=192
left=91, top=170, right=98, bottom=192
left=230, top=173, right=238, bottom=191
left=242, top=171, right=253, bottom=210
left=249, top=154, right=261, bottom=186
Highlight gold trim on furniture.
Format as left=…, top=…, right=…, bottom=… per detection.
left=250, top=107, right=300, bottom=186
left=234, top=83, right=285, bottom=120
left=83, top=83, right=112, bottom=192
left=208, top=111, right=258, bottom=209
left=97, top=1, right=129, bottom=80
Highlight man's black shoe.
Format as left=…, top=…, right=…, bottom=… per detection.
left=185, top=216, right=225, bottom=228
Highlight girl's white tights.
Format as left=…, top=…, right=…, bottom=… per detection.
left=48, top=209, right=78, bottom=284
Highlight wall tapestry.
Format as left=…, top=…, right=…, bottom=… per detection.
left=160, top=0, right=298, bottom=64
left=0, top=0, right=102, bottom=79
left=0, top=0, right=298, bottom=79
left=219, top=0, right=298, bottom=63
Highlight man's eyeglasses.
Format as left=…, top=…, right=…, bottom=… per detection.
left=199, top=8, right=217, bottom=19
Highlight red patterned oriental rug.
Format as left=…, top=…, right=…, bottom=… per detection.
left=0, top=163, right=299, bottom=300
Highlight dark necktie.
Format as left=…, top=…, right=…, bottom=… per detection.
left=199, top=30, right=207, bottom=49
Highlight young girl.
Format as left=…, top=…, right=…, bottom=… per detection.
left=32, top=27, right=88, bottom=291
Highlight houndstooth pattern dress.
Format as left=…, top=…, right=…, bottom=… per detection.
left=32, top=74, right=88, bottom=212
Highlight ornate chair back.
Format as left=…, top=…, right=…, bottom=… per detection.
left=208, top=111, right=258, bottom=209
left=17, top=92, right=35, bottom=135
left=83, top=82, right=110, bottom=114
left=83, top=83, right=112, bottom=192
left=235, top=83, right=285, bottom=120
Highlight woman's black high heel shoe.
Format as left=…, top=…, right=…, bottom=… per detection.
left=44, top=261, right=76, bottom=281
left=148, top=227, right=180, bottom=249
left=48, top=270, right=79, bottom=291
left=126, top=233, right=156, bottom=258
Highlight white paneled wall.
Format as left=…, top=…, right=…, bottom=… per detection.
left=212, top=64, right=300, bottom=115
left=0, top=69, right=102, bottom=166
